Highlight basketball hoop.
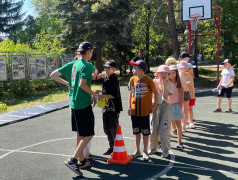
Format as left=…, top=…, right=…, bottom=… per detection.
left=188, top=14, right=201, bottom=31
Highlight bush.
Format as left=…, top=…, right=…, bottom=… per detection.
left=0, top=103, right=8, bottom=113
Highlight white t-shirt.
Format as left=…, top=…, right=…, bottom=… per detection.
left=221, top=68, right=235, bottom=87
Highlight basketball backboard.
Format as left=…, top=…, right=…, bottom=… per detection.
left=182, top=0, right=212, bottom=21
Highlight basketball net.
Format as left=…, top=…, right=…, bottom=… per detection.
left=188, top=14, right=201, bottom=31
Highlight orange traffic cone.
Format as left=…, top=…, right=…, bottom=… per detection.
left=107, top=125, right=133, bottom=165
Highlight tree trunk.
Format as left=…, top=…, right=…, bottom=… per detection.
left=145, top=3, right=151, bottom=72
left=95, top=27, right=103, bottom=72
left=166, top=0, right=180, bottom=59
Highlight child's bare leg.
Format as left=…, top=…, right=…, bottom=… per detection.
left=175, top=120, right=182, bottom=143
left=228, top=98, right=232, bottom=109
left=183, top=101, right=189, bottom=130
left=73, top=136, right=93, bottom=161
left=172, top=121, right=176, bottom=131
left=143, top=135, right=149, bottom=152
left=189, top=106, right=193, bottom=123
left=217, top=97, right=222, bottom=109
left=135, top=134, right=141, bottom=152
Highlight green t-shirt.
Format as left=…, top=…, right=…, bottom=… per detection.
left=70, top=59, right=96, bottom=109
left=58, top=61, right=75, bottom=96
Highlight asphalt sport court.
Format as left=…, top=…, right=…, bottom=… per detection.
left=0, top=87, right=238, bottom=180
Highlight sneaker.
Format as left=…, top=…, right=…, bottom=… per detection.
left=148, top=149, right=158, bottom=155
left=64, top=158, right=83, bottom=176
left=161, top=151, right=170, bottom=158
left=143, top=151, right=150, bottom=161
left=189, top=122, right=196, bottom=129
left=131, top=151, right=141, bottom=158
left=176, top=143, right=184, bottom=150
left=186, top=124, right=190, bottom=129
left=213, top=108, right=222, bottom=112
left=78, top=159, right=94, bottom=169
left=225, top=109, right=233, bottom=113
left=103, top=148, right=113, bottom=155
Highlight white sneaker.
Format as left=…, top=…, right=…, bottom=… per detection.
left=189, top=122, right=196, bottom=129
left=143, top=151, right=150, bottom=161
left=186, top=124, right=190, bottom=129
left=148, top=149, right=158, bottom=155
left=161, top=151, right=169, bottom=158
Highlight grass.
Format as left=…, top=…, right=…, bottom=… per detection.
left=0, top=85, right=102, bottom=113
left=0, top=67, right=221, bottom=113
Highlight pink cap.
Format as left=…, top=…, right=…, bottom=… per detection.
left=157, top=65, right=170, bottom=73
left=179, top=61, right=189, bottom=69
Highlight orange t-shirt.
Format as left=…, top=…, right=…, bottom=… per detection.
left=129, top=75, right=155, bottom=117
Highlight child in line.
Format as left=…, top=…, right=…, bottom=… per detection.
left=165, top=57, right=179, bottom=134
left=168, top=65, right=184, bottom=149
left=213, top=59, right=235, bottom=113
left=97, top=60, right=123, bottom=155
left=179, top=61, right=192, bottom=133
left=187, top=63, right=196, bottom=129
left=149, top=65, right=173, bottom=158
left=128, top=60, right=159, bottom=161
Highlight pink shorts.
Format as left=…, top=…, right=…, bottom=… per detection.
left=189, top=98, right=195, bottom=107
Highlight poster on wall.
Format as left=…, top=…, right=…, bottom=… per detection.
left=61, top=55, right=74, bottom=66
left=11, top=55, right=26, bottom=80
left=47, top=57, right=58, bottom=76
left=29, top=57, right=47, bottom=79
left=0, top=56, right=7, bottom=81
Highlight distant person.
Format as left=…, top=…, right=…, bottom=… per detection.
left=168, top=65, right=184, bottom=149
left=62, top=42, right=106, bottom=176
left=128, top=60, right=159, bottom=161
left=96, top=60, right=123, bottom=155
left=213, top=59, right=235, bottom=113
left=149, top=65, right=173, bottom=158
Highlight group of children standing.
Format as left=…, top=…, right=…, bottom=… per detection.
left=128, top=52, right=196, bottom=161
left=50, top=42, right=234, bottom=177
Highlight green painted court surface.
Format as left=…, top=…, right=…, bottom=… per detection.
left=0, top=87, right=238, bottom=180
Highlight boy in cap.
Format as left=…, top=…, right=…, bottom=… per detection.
left=64, top=42, right=107, bottom=176
left=128, top=60, right=159, bottom=161
left=180, top=52, right=192, bottom=63
left=97, top=60, right=123, bottom=155
left=213, top=59, right=235, bottom=113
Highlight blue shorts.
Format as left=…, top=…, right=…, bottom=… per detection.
left=170, top=103, right=183, bottom=121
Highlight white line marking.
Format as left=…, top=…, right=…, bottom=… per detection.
left=146, top=150, right=175, bottom=180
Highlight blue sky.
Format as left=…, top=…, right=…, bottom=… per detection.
left=21, top=0, right=36, bottom=18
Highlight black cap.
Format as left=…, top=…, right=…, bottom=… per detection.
left=130, top=60, right=148, bottom=72
left=104, top=60, right=117, bottom=68
left=222, top=59, right=232, bottom=64
left=180, top=52, right=192, bottom=59
left=76, top=42, right=93, bottom=52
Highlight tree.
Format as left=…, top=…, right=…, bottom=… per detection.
left=166, top=0, right=180, bottom=59
left=0, top=0, right=24, bottom=34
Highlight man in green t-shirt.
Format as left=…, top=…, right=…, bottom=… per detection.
left=52, top=42, right=105, bottom=176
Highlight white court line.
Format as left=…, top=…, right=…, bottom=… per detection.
left=0, top=136, right=174, bottom=179
left=1, top=148, right=237, bottom=175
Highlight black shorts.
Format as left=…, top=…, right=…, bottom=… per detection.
left=71, top=105, right=95, bottom=136
left=184, top=91, right=191, bottom=101
left=218, top=86, right=234, bottom=98
left=131, top=116, right=150, bottom=136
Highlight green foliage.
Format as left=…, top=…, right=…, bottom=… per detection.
left=0, top=103, right=8, bottom=113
